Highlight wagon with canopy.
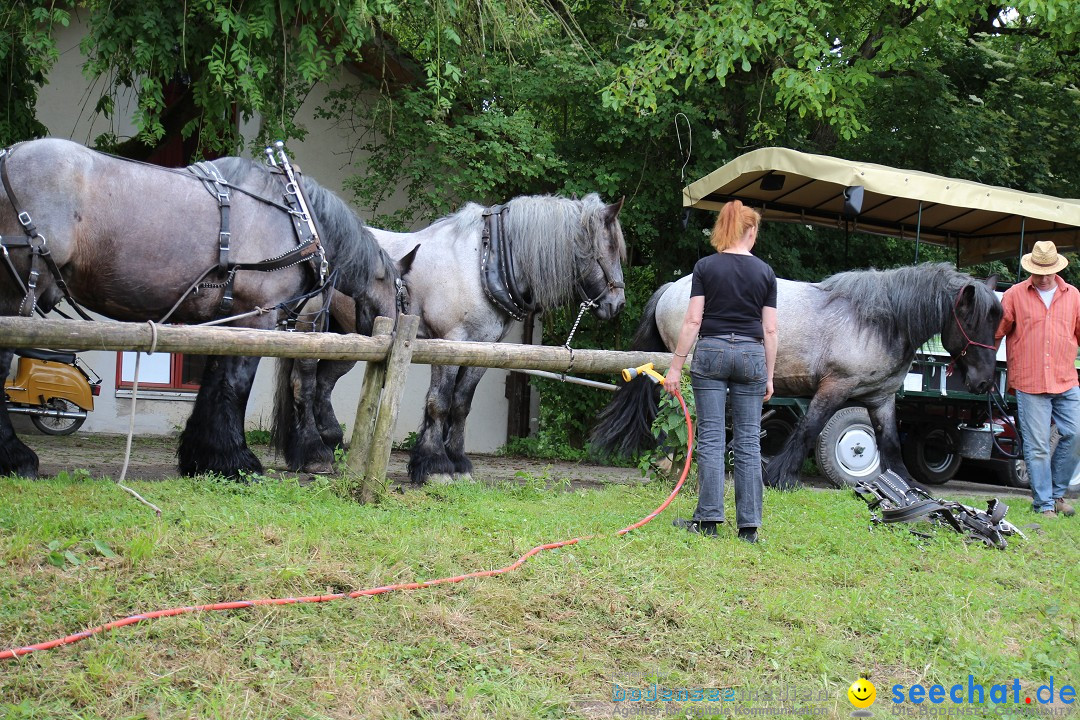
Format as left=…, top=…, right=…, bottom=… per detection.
left=680, top=147, right=1080, bottom=488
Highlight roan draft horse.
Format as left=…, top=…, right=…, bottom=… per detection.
left=589, top=263, right=1002, bottom=489
left=272, top=193, right=627, bottom=482
left=0, top=138, right=407, bottom=479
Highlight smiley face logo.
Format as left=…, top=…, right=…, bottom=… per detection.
left=848, top=677, right=876, bottom=712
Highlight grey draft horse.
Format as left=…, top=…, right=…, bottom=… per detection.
left=272, top=193, right=627, bottom=481
left=589, top=263, right=1002, bottom=489
left=0, top=137, right=406, bottom=479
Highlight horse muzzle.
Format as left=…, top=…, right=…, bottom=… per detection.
left=592, top=295, right=625, bottom=321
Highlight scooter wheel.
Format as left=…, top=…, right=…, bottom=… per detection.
left=30, top=398, right=86, bottom=436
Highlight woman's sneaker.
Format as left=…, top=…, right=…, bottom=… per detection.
left=673, top=518, right=718, bottom=536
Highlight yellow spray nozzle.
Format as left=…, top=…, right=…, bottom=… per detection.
left=622, top=362, right=666, bottom=384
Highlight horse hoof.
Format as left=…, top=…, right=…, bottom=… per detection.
left=302, top=461, right=334, bottom=475
left=453, top=472, right=473, bottom=483
left=426, top=473, right=456, bottom=485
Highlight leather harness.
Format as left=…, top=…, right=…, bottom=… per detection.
left=0, top=144, right=328, bottom=322
left=0, top=147, right=93, bottom=319
left=186, top=160, right=326, bottom=315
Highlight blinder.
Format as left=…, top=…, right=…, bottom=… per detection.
left=395, top=277, right=410, bottom=316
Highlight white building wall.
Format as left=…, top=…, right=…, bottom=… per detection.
left=29, top=15, right=539, bottom=452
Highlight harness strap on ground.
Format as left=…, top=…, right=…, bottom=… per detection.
left=0, top=389, right=693, bottom=660
left=854, top=469, right=1023, bottom=550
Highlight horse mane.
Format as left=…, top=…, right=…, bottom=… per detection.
left=815, top=262, right=997, bottom=349
left=436, top=193, right=623, bottom=311
left=210, top=157, right=386, bottom=296
left=507, top=193, right=624, bottom=309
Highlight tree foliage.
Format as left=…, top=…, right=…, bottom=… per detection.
left=0, top=1, right=70, bottom=143
left=3, top=1, right=1079, bottom=451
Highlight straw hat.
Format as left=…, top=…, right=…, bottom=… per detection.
left=1021, top=241, right=1069, bottom=275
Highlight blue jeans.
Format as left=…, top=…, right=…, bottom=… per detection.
left=1016, top=387, right=1080, bottom=513
left=690, top=336, right=767, bottom=529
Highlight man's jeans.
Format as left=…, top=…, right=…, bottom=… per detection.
left=690, top=336, right=767, bottom=529
left=1016, top=387, right=1080, bottom=513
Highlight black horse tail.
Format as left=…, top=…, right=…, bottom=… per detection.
left=588, top=282, right=672, bottom=459
left=270, top=357, right=296, bottom=462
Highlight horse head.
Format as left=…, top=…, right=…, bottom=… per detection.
left=351, top=244, right=419, bottom=335
left=577, top=196, right=627, bottom=321
left=939, top=274, right=1002, bottom=394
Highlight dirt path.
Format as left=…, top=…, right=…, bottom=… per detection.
left=20, top=430, right=1034, bottom=501
left=24, top=431, right=644, bottom=488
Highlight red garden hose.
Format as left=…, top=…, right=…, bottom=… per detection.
left=1, top=388, right=692, bottom=661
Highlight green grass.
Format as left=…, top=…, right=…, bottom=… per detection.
left=0, top=473, right=1077, bottom=720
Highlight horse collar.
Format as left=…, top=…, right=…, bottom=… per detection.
left=480, top=204, right=534, bottom=321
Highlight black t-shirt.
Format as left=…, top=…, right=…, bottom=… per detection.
left=690, top=252, right=777, bottom=339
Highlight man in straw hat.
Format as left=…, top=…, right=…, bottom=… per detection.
left=996, top=240, right=1079, bottom=518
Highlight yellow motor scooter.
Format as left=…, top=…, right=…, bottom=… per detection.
left=4, top=349, right=102, bottom=435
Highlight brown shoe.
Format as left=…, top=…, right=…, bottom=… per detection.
left=1040, top=510, right=1058, bottom=519
left=1054, top=498, right=1075, bottom=517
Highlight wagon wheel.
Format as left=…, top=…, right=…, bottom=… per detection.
left=815, top=406, right=880, bottom=488
left=998, top=425, right=1061, bottom=490
left=901, top=425, right=962, bottom=485
left=30, top=398, right=86, bottom=436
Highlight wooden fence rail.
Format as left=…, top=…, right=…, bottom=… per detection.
left=0, top=317, right=672, bottom=375
left=0, top=316, right=674, bottom=500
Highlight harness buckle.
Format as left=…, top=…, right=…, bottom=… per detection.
left=17, top=211, right=32, bottom=229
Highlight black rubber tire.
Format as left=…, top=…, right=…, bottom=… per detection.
left=815, top=406, right=880, bottom=488
left=901, top=425, right=962, bottom=485
left=29, top=398, right=85, bottom=436
left=1000, top=425, right=1061, bottom=490
left=761, top=413, right=796, bottom=459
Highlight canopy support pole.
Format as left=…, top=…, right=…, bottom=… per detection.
left=914, top=202, right=923, bottom=264
left=1017, top=217, right=1027, bottom=276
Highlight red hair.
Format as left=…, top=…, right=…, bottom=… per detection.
left=710, top=200, right=761, bottom=252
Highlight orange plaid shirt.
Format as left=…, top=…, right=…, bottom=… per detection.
left=995, top=276, right=1080, bottom=394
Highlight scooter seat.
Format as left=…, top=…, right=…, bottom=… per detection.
left=14, top=348, right=78, bottom=365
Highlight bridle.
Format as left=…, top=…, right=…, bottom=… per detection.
left=564, top=254, right=625, bottom=354
left=946, top=286, right=996, bottom=377
left=577, top=253, right=625, bottom=308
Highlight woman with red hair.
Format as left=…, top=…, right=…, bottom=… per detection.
left=663, top=200, right=778, bottom=543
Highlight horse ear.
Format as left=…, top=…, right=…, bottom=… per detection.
left=398, top=243, right=421, bottom=276
left=604, top=196, right=625, bottom=225
left=984, top=274, right=999, bottom=291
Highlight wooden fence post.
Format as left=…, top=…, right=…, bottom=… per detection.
left=343, top=315, right=419, bottom=503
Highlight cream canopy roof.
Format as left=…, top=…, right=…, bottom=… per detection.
left=682, top=147, right=1080, bottom=267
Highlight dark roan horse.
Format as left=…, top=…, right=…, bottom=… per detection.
left=589, top=263, right=1002, bottom=489
left=272, top=194, right=627, bottom=482
left=0, top=137, right=406, bottom=479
